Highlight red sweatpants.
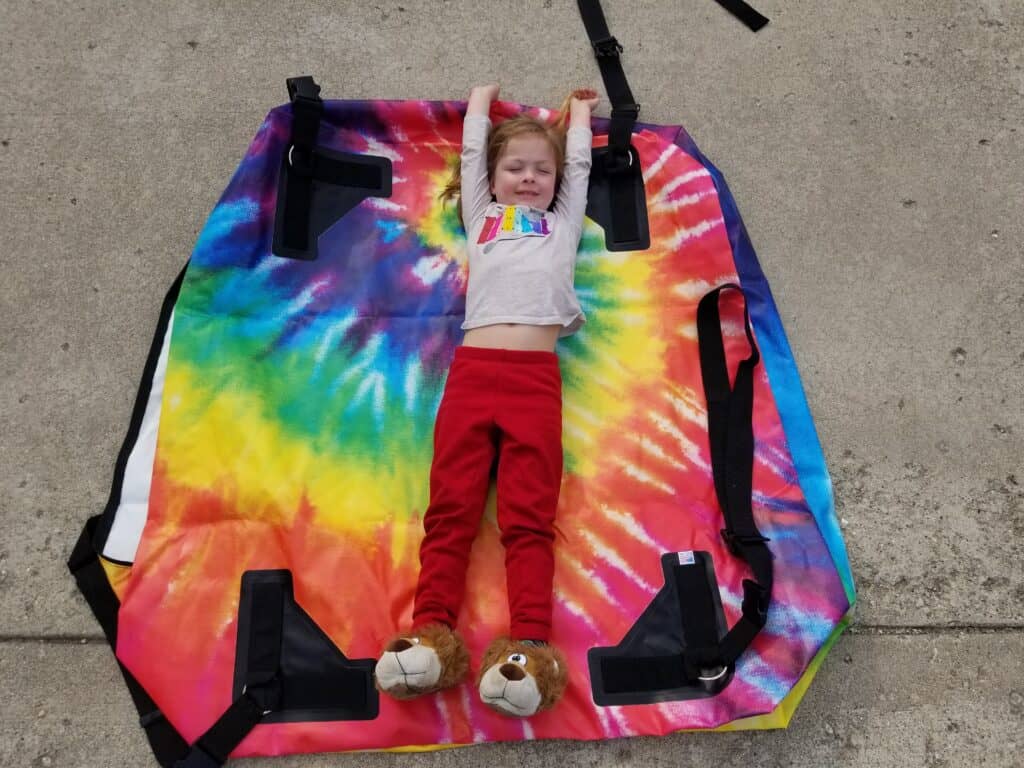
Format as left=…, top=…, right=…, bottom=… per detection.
left=412, top=345, right=563, bottom=641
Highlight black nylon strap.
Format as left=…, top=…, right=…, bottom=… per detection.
left=675, top=560, right=720, bottom=651
left=286, top=76, right=322, bottom=171
left=174, top=582, right=285, bottom=766
left=608, top=155, right=639, bottom=241
left=577, top=0, right=769, bottom=162
left=247, top=582, right=285, bottom=687
left=697, top=284, right=759, bottom=529
left=712, top=0, right=770, bottom=32
left=575, top=2, right=649, bottom=251
left=68, top=518, right=190, bottom=767
left=182, top=693, right=268, bottom=766
left=282, top=76, right=324, bottom=252
left=575, top=0, right=638, bottom=162
left=691, top=285, right=772, bottom=671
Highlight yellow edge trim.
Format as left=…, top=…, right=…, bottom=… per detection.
left=99, top=556, right=134, bottom=600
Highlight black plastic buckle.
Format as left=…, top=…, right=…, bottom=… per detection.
left=720, top=528, right=770, bottom=556
left=611, top=102, right=641, bottom=120
left=286, top=76, right=321, bottom=103
left=592, top=35, right=624, bottom=58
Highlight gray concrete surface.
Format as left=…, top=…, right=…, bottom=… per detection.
left=1, top=0, right=1021, bottom=765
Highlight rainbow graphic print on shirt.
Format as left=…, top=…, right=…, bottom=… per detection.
left=477, top=204, right=551, bottom=250
left=103, top=98, right=854, bottom=756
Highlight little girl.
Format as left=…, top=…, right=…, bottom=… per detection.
left=375, top=84, right=597, bottom=717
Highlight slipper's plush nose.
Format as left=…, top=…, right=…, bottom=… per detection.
left=499, top=663, right=526, bottom=681
left=385, top=638, right=414, bottom=653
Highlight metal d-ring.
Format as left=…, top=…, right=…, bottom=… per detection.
left=697, top=665, right=728, bottom=682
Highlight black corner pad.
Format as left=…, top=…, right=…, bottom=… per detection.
left=588, top=552, right=733, bottom=706
left=272, top=75, right=393, bottom=262
left=233, top=570, right=379, bottom=724
left=586, top=144, right=650, bottom=252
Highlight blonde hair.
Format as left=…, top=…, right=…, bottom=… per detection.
left=441, top=94, right=576, bottom=222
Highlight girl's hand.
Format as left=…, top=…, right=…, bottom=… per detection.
left=470, top=83, right=500, bottom=101
left=568, top=88, right=600, bottom=128
left=570, top=88, right=600, bottom=112
left=467, top=83, right=500, bottom=116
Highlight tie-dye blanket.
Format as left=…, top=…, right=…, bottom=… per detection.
left=89, top=98, right=854, bottom=756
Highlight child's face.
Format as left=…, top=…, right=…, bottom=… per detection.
left=490, top=134, right=557, bottom=210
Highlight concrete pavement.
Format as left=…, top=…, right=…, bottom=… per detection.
left=1, top=1, right=1021, bottom=765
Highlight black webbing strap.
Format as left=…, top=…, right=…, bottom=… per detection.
left=172, top=696, right=267, bottom=768
left=575, top=0, right=639, bottom=167
left=173, top=583, right=284, bottom=767
left=691, top=284, right=772, bottom=674
left=68, top=518, right=190, bottom=767
left=712, top=0, right=770, bottom=32
left=675, top=557, right=721, bottom=654
left=575, top=0, right=648, bottom=250
left=281, top=76, right=324, bottom=253
left=598, top=288, right=770, bottom=692
left=607, top=165, right=640, bottom=245
left=576, top=0, right=768, bottom=161
left=596, top=286, right=770, bottom=693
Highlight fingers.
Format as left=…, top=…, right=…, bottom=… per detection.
left=473, top=83, right=500, bottom=98
left=570, top=89, right=601, bottom=112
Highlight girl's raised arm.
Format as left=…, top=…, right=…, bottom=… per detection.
left=461, top=84, right=499, bottom=228
left=554, top=90, right=598, bottom=233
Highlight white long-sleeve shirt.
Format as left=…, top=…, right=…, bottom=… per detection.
left=459, top=114, right=592, bottom=338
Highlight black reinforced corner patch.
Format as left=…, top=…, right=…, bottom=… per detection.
left=272, top=147, right=392, bottom=261
left=233, top=570, right=378, bottom=723
left=587, top=552, right=733, bottom=706
left=585, top=144, right=650, bottom=252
